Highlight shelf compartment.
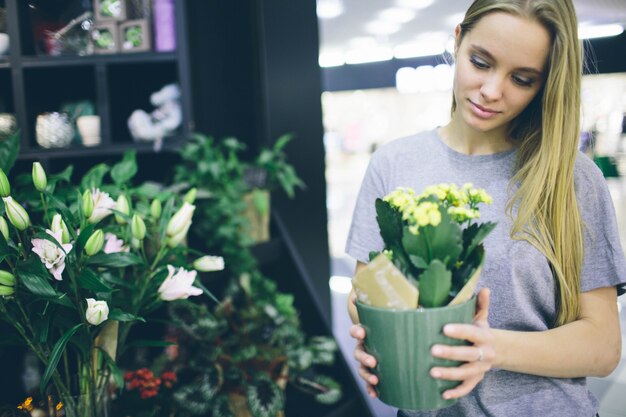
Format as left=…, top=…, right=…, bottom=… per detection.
left=0, top=67, right=14, bottom=114
left=107, top=60, right=180, bottom=145
left=23, top=65, right=98, bottom=149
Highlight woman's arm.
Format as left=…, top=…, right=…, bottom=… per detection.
left=492, top=286, right=621, bottom=378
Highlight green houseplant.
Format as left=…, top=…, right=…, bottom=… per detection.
left=0, top=143, right=223, bottom=417
left=170, top=133, right=341, bottom=417
left=354, top=183, right=496, bottom=410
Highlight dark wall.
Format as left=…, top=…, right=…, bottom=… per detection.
left=255, top=0, right=331, bottom=325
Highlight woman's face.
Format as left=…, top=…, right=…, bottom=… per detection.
left=453, top=12, right=551, bottom=135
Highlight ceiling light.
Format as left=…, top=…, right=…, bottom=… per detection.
left=394, top=0, right=434, bottom=10
left=319, top=50, right=345, bottom=67
left=578, top=23, right=624, bottom=39
left=379, top=7, right=417, bottom=24
left=365, top=20, right=401, bottom=35
left=329, top=276, right=352, bottom=294
left=345, top=45, right=394, bottom=64
left=317, top=0, right=344, bottom=19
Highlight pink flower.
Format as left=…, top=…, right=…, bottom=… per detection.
left=31, top=229, right=73, bottom=281
left=104, top=233, right=129, bottom=254
left=157, top=265, right=202, bottom=301
left=87, top=188, right=116, bottom=224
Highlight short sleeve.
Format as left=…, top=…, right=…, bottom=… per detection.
left=576, top=154, right=626, bottom=296
left=345, top=151, right=387, bottom=263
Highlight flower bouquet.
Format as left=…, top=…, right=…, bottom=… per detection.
left=0, top=152, right=223, bottom=417
left=353, top=184, right=496, bottom=410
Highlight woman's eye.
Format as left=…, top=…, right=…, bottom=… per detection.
left=470, top=55, right=489, bottom=69
left=512, top=74, right=534, bottom=87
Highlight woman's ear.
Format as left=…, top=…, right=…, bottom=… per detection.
left=454, top=24, right=462, bottom=55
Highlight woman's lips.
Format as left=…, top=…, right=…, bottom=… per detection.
left=469, top=100, right=501, bottom=119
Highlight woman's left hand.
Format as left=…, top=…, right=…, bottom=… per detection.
left=430, top=288, right=495, bottom=400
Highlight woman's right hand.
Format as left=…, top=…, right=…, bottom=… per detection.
left=349, top=293, right=379, bottom=398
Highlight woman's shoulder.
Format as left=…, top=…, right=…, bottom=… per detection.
left=371, top=129, right=438, bottom=162
left=574, top=151, right=607, bottom=189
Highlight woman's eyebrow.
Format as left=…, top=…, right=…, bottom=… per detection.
left=470, top=44, right=544, bottom=75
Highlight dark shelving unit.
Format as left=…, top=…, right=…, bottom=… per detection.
left=2, top=0, right=192, bottom=161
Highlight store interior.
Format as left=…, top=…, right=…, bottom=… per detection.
left=0, top=0, right=624, bottom=416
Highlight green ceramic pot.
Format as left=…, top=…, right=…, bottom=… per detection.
left=356, top=296, right=477, bottom=411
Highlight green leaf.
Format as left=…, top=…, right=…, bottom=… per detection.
left=158, top=196, right=175, bottom=242
left=48, top=165, right=74, bottom=186
left=108, top=309, right=145, bottom=322
left=32, top=230, right=70, bottom=254
left=81, top=163, right=110, bottom=190
left=97, top=347, right=124, bottom=391
left=251, top=189, right=269, bottom=215
left=375, top=198, right=403, bottom=248
left=419, top=259, right=452, bottom=308
left=77, top=268, right=114, bottom=292
left=16, top=258, right=73, bottom=307
left=409, top=254, right=429, bottom=269
left=313, top=376, right=342, bottom=405
left=111, top=151, right=138, bottom=185
left=86, top=252, right=143, bottom=267
left=273, top=132, right=294, bottom=152
left=40, top=323, right=83, bottom=395
left=46, top=192, right=79, bottom=228
left=0, top=130, right=20, bottom=173
left=462, top=222, right=497, bottom=259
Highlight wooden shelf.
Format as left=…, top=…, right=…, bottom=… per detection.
left=20, top=52, right=177, bottom=68
left=17, top=137, right=186, bottom=160
left=0, top=59, right=10, bottom=69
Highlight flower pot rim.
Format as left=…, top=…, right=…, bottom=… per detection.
left=356, top=294, right=476, bottom=313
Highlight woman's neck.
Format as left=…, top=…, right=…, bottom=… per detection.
left=439, top=117, right=515, bottom=156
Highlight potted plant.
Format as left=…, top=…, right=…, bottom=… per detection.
left=171, top=133, right=341, bottom=416
left=0, top=145, right=223, bottom=416
left=353, top=184, right=496, bottom=410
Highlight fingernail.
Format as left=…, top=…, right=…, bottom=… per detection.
left=444, top=325, right=455, bottom=333
left=443, top=393, right=452, bottom=400
left=432, top=346, right=443, bottom=355
left=431, top=369, right=441, bottom=378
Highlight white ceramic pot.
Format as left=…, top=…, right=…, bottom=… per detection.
left=36, top=112, right=74, bottom=148
left=0, top=33, right=9, bottom=56
left=77, top=115, right=101, bottom=147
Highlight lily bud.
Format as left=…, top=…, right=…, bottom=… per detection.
left=193, top=255, right=225, bottom=272
left=167, top=221, right=190, bottom=248
left=166, top=202, right=195, bottom=237
left=32, top=162, right=47, bottom=192
left=150, top=199, right=162, bottom=219
left=183, top=188, right=197, bottom=204
left=0, top=217, right=8, bottom=241
left=0, top=168, right=9, bottom=197
left=131, top=215, right=146, bottom=240
left=2, top=197, right=30, bottom=231
left=0, top=270, right=15, bottom=287
left=84, top=229, right=104, bottom=256
left=82, top=190, right=94, bottom=218
left=50, top=213, right=70, bottom=244
left=85, top=298, right=109, bottom=326
left=0, top=285, right=14, bottom=296
left=115, top=194, right=130, bottom=224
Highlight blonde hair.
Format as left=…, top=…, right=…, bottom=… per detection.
left=453, top=0, right=584, bottom=326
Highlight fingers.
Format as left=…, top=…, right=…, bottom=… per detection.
left=441, top=375, right=483, bottom=400
left=473, top=288, right=491, bottom=327
left=431, top=344, right=492, bottom=364
left=430, top=360, right=488, bottom=381
left=349, top=324, right=366, bottom=340
left=442, top=323, right=492, bottom=345
left=354, top=343, right=378, bottom=369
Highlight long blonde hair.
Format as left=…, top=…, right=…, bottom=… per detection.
left=453, top=0, right=584, bottom=326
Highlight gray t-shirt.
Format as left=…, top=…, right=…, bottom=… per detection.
left=345, top=129, right=626, bottom=417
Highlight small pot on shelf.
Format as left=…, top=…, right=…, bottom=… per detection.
left=77, top=115, right=101, bottom=147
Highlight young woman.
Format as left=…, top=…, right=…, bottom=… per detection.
left=345, top=0, right=626, bottom=416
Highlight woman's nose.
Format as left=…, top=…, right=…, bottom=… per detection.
left=479, top=74, right=505, bottom=102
